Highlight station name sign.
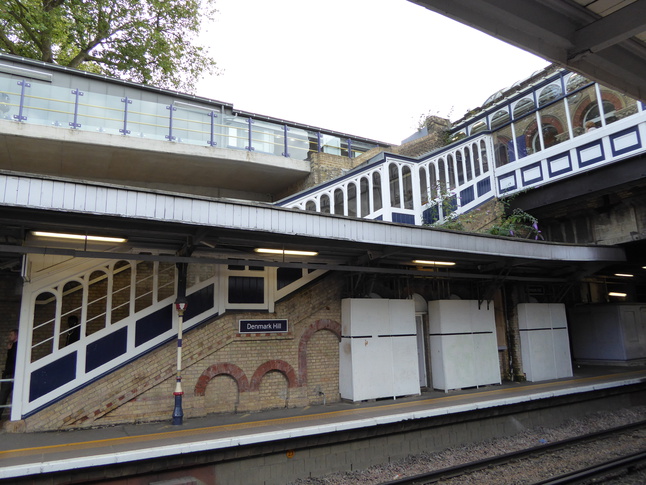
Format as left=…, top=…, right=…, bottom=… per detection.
left=239, top=319, right=288, bottom=333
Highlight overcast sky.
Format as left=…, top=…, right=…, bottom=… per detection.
left=196, top=0, right=550, bottom=144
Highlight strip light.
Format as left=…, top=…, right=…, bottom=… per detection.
left=412, top=260, right=456, bottom=266
left=31, top=231, right=127, bottom=243
left=608, top=292, right=627, bottom=297
left=254, top=248, right=318, bottom=256
left=614, top=273, right=633, bottom=277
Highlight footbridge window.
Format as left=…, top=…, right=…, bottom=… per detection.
left=389, top=163, right=401, bottom=208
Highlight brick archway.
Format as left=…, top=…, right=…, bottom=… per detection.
left=194, top=363, right=249, bottom=396
left=249, top=360, right=298, bottom=391
left=298, top=319, right=341, bottom=386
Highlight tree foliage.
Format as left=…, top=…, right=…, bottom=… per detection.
left=0, top=0, right=218, bottom=92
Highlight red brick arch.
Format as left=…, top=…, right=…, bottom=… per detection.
left=249, top=360, right=298, bottom=391
left=194, top=363, right=249, bottom=396
left=298, top=319, right=342, bottom=386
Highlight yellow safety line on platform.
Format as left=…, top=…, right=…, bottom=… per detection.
left=1, top=371, right=644, bottom=460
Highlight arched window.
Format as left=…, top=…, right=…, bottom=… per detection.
left=372, top=172, right=382, bottom=211
left=60, top=280, right=83, bottom=348
left=470, top=120, right=487, bottom=135
left=455, top=152, right=464, bottom=185
left=86, top=270, right=108, bottom=337
left=419, top=166, right=428, bottom=205
left=32, top=291, right=57, bottom=362
left=402, top=166, right=413, bottom=209
left=438, top=158, right=447, bottom=191
left=538, top=84, right=562, bottom=106
left=334, top=188, right=344, bottom=215
left=513, top=98, right=535, bottom=119
left=480, top=140, right=489, bottom=172
left=135, top=261, right=154, bottom=313
left=157, top=263, right=175, bottom=302
left=566, top=73, right=591, bottom=93
left=389, top=163, right=401, bottom=208
left=305, top=200, right=316, bottom=212
left=584, top=100, right=618, bottom=127
left=490, top=109, right=510, bottom=130
left=446, top=155, right=456, bottom=189
left=320, top=194, right=330, bottom=213
left=112, top=261, right=132, bottom=324
left=360, top=177, right=370, bottom=217
left=464, top=148, right=473, bottom=181
left=429, top=164, right=438, bottom=199
left=472, top=143, right=481, bottom=177
left=347, top=183, right=357, bottom=217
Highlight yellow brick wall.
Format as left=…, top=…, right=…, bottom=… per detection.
left=23, top=273, right=344, bottom=431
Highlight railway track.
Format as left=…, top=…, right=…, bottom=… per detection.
left=379, top=420, right=646, bottom=485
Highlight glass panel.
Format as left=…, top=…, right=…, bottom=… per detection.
left=597, top=89, right=639, bottom=127
left=490, top=109, right=510, bottom=130
left=455, top=152, right=465, bottom=184
left=402, top=166, right=413, bottom=209
left=538, top=83, right=562, bottom=107
left=389, top=163, right=401, bottom=208
left=320, top=194, right=330, bottom=213
left=127, top=98, right=170, bottom=141
left=78, top=91, right=128, bottom=135
left=0, top=75, right=21, bottom=121
left=465, top=149, right=473, bottom=181
left=86, top=270, right=108, bottom=337
left=438, top=159, right=447, bottom=191
left=447, top=155, right=457, bottom=188
left=251, top=119, right=284, bottom=155
left=173, top=105, right=217, bottom=147
left=372, top=172, right=382, bottom=211
left=360, top=177, right=370, bottom=217
left=513, top=97, right=535, bottom=119
left=419, top=167, right=428, bottom=205
left=429, top=164, right=438, bottom=199
left=32, top=291, right=56, bottom=362
left=157, top=262, right=175, bottom=302
left=470, top=120, right=487, bottom=135
left=350, top=139, right=375, bottom=158
left=224, top=115, right=248, bottom=149
left=135, top=261, right=154, bottom=313
left=480, top=140, right=489, bottom=172
left=322, top=134, right=341, bottom=155
left=449, top=129, right=466, bottom=144
left=60, top=280, right=83, bottom=348
left=472, top=143, right=480, bottom=177
left=305, top=200, right=317, bottom=212
left=187, top=264, right=216, bottom=288
left=286, top=127, right=309, bottom=160
left=537, top=100, right=569, bottom=149
left=334, top=188, right=344, bottom=215
left=228, top=276, right=264, bottom=303
left=493, top=124, right=514, bottom=167
left=567, top=85, right=597, bottom=137
left=24, top=81, right=75, bottom=127
left=111, top=261, right=131, bottom=324
left=513, top=112, right=538, bottom=158
left=566, top=73, right=591, bottom=93
left=347, top=183, right=357, bottom=217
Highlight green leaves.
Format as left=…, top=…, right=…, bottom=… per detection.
left=0, top=0, right=218, bottom=92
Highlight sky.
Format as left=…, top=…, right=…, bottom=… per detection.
left=196, top=0, right=550, bottom=145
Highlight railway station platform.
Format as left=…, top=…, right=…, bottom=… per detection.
left=1, top=365, right=645, bottom=484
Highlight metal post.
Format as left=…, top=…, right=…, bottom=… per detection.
left=172, top=262, right=188, bottom=425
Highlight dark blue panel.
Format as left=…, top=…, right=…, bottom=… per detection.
left=577, top=140, right=605, bottom=167
left=392, top=213, right=415, bottom=225
left=476, top=177, right=491, bottom=197
left=228, top=276, right=264, bottom=303
left=185, top=284, right=215, bottom=320
left=610, top=126, right=641, bottom=156
left=445, top=195, right=458, bottom=213
left=85, top=327, right=127, bottom=373
left=460, top=186, right=475, bottom=205
left=29, top=353, right=76, bottom=402
left=423, top=206, right=439, bottom=225
left=135, top=304, right=173, bottom=347
left=374, top=215, right=383, bottom=221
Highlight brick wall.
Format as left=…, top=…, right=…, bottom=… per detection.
left=23, top=273, right=344, bottom=431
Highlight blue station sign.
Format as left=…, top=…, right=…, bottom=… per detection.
left=239, top=319, right=289, bottom=333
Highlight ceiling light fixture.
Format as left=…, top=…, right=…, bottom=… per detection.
left=412, top=260, right=456, bottom=266
left=254, top=248, right=318, bottom=256
left=614, top=273, right=633, bottom=277
left=31, top=231, right=127, bottom=243
left=608, top=292, right=627, bottom=297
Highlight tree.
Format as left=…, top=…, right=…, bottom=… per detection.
left=0, top=0, right=218, bottom=92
